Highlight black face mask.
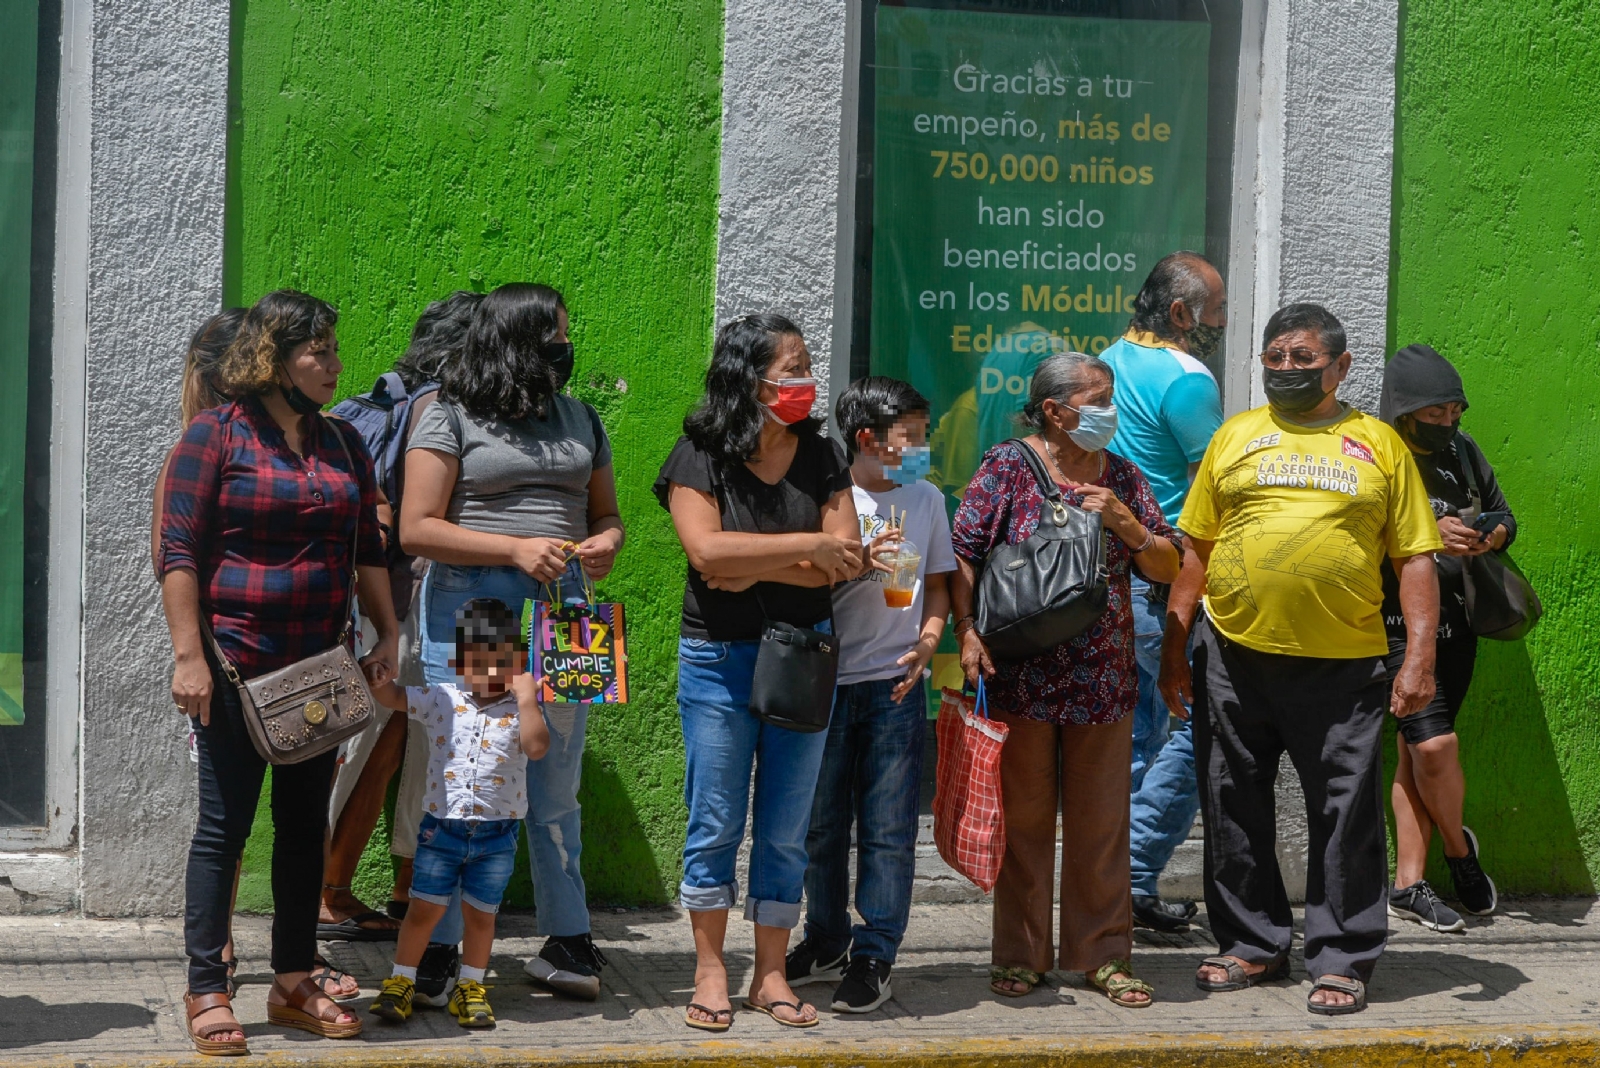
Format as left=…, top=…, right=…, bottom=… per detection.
left=1404, top=417, right=1459, bottom=453
left=545, top=342, right=575, bottom=391
left=280, top=384, right=324, bottom=415
left=1187, top=322, right=1225, bottom=362
left=1263, top=366, right=1332, bottom=416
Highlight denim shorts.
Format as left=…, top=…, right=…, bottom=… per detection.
left=410, top=813, right=520, bottom=914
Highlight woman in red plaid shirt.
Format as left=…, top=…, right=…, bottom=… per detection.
left=158, top=290, right=401, bottom=1053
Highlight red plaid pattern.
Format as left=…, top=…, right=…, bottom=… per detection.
left=932, top=687, right=1010, bottom=893
left=159, top=396, right=385, bottom=677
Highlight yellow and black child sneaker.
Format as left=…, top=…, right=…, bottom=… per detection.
left=368, top=975, right=415, bottom=1023
left=449, top=978, right=495, bottom=1028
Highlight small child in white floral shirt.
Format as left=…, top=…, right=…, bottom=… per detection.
left=365, top=598, right=549, bottom=1029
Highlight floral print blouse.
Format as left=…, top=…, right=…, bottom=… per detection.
left=951, top=441, right=1175, bottom=725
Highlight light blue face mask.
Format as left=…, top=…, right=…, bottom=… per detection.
left=1066, top=403, right=1119, bottom=452
left=883, top=444, right=932, bottom=485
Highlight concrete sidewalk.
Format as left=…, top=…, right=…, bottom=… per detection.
left=2, top=898, right=1598, bottom=1066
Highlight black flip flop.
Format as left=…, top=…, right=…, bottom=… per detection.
left=1195, top=955, right=1290, bottom=992
left=684, top=1003, right=733, bottom=1032
left=310, top=958, right=363, bottom=1003
left=385, top=899, right=409, bottom=921
left=744, top=998, right=819, bottom=1028
left=316, top=912, right=399, bottom=943
left=1307, top=974, right=1366, bottom=1015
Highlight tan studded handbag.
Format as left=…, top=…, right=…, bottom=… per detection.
left=199, top=425, right=376, bottom=764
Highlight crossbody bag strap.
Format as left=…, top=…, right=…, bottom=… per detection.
left=324, top=417, right=364, bottom=645
left=1454, top=434, right=1484, bottom=514
left=707, top=457, right=774, bottom=621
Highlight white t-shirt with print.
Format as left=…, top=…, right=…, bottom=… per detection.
left=407, top=682, right=527, bottom=821
left=833, top=478, right=958, bottom=686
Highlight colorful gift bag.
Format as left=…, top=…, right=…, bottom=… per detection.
left=932, top=679, right=1010, bottom=893
left=522, top=574, right=628, bottom=704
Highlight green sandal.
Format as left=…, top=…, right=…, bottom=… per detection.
left=1089, top=959, right=1154, bottom=1008
left=989, top=966, right=1042, bottom=997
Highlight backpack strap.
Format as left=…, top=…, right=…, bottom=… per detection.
left=1453, top=432, right=1484, bottom=514
left=372, top=371, right=406, bottom=406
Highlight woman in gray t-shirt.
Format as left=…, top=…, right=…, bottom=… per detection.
left=399, top=283, right=623, bottom=999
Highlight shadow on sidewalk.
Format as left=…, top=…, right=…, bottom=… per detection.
left=0, top=997, right=154, bottom=1049
left=1366, top=949, right=1530, bottom=1004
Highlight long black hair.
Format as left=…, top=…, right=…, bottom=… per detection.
left=393, top=290, right=483, bottom=391
left=684, top=313, right=817, bottom=464
left=441, top=283, right=566, bottom=420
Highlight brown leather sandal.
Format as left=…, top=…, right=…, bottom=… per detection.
left=266, top=977, right=363, bottom=1039
left=184, top=991, right=248, bottom=1056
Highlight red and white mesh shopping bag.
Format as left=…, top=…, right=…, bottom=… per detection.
left=932, top=679, right=1010, bottom=893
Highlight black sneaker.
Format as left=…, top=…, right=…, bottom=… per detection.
left=1132, top=894, right=1196, bottom=933
left=525, top=933, right=608, bottom=1001
left=414, top=942, right=460, bottom=1008
left=831, top=956, right=892, bottom=1014
left=1389, top=879, right=1465, bottom=933
left=1446, top=826, right=1498, bottom=916
left=785, top=938, right=848, bottom=986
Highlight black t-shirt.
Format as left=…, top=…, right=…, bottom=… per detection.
left=653, top=432, right=853, bottom=640
left=1382, top=431, right=1517, bottom=645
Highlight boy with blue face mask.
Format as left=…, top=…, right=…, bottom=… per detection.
left=785, top=376, right=957, bottom=1014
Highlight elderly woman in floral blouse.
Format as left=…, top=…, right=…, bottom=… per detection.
left=948, top=352, right=1178, bottom=1008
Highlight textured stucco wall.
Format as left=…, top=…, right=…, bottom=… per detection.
left=714, top=0, right=848, bottom=405
left=1250, top=0, right=1397, bottom=414
left=233, top=1, right=723, bottom=906
left=79, top=0, right=229, bottom=914
left=1389, top=0, right=1600, bottom=893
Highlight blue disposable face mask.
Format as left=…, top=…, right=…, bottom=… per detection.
left=1066, top=403, right=1118, bottom=452
left=883, top=444, right=932, bottom=485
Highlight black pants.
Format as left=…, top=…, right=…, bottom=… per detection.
left=1386, top=634, right=1478, bottom=745
left=1192, top=616, right=1390, bottom=983
left=184, top=661, right=338, bottom=993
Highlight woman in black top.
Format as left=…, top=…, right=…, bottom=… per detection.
left=654, top=314, right=862, bottom=1030
left=1379, top=344, right=1515, bottom=931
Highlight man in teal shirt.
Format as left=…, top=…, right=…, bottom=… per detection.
left=1100, top=251, right=1226, bottom=932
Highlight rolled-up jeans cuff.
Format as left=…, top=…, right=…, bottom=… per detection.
left=743, top=897, right=801, bottom=929
left=408, top=888, right=451, bottom=907
left=680, top=881, right=738, bottom=912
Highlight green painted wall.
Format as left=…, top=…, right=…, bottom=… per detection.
left=230, top=1, right=723, bottom=910
left=1389, top=0, right=1600, bottom=892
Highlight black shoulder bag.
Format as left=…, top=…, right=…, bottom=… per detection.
left=1456, top=438, right=1541, bottom=641
left=975, top=439, right=1110, bottom=662
left=710, top=461, right=838, bottom=733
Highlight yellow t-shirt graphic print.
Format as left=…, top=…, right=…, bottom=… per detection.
left=1179, top=406, right=1443, bottom=658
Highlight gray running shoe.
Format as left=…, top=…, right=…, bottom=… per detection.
left=1389, top=879, right=1465, bottom=933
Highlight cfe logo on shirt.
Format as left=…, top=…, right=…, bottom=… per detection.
left=1341, top=436, right=1375, bottom=465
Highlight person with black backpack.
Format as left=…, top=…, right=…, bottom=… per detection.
left=318, top=292, right=483, bottom=962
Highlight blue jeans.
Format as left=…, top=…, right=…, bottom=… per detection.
left=411, top=815, right=520, bottom=914
left=421, top=561, right=593, bottom=942
left=1128, top=576, right=1201, bottom=898
left=803, top=677, right=925, bottom=964
left=678, top=632, right=833, bottom=929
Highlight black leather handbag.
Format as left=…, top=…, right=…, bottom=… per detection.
left=710, top=463, right=838, bottom=732
left=1456, top=440, right=1541, bottom=641
left=975, top=439, right=1110, bottom=662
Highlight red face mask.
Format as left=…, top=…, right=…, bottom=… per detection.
left=762, top=376, right=817, bottom=424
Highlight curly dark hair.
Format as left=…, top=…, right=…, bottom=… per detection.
left=392, top=290, right=483, bottom=391
left=684, top=313, right=817, bottom=464
left=441, top=283, right=566, bottom=421
left=216, top=289, right=338, bottom=397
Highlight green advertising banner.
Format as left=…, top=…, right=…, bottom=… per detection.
left=870, top=7, right=1209, bottom=506
left=0, top=1, right=37, bottom=726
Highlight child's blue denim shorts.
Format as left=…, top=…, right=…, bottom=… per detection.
left=410, top=814, right=520, bottom=914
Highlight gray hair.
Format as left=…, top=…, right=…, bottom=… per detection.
left=1020, top=352, right=1113, bottom=431
left=1129, top=251, right=1215, bottom=340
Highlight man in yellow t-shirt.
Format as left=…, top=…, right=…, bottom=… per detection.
left=1158, top=304, right=1442, bottom=1016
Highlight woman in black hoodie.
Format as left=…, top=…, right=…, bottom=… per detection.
left=1379, top=344, right=1513, bottom=933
